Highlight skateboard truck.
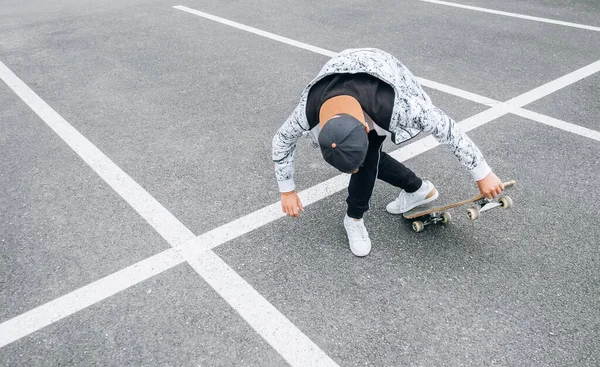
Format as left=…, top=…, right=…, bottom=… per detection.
left=466, top=196, right=514, bottom=221
left=411, top=211, right=452, bottom=232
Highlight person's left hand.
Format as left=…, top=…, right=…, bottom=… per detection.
left=477, top=171, right=505, bottom=199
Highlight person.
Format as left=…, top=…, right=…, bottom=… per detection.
left=272, top=48, right=504, bottom=257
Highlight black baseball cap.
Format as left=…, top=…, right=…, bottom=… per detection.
left=318, top=114, right=368, bottom=173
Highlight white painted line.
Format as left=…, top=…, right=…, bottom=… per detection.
left=172, top=5, right=600, bottom=146
left=179, top=100, right=522, bottom=258
left=0, top=61, right=195, bottom=248
left=505, top=60, right=600, bottom=108
left=173, top=5, right=337, bottom=57
left=0, top=59, right=338, bottom=366
left=183, top=174, right=351, bottom=253
left=0, top=248, right=185, bottom=348
left=417, top=77, right=499, bottom=107
left=187, top=252, right=338, bottom=367
left=0, top=57, right=484, bottom=353
left=514, top=108, right=600, bottom=142
left=5, top=88, right=597, bottom=354
left=3, top=5, right=599, bottom=359
left=173, top=4, right=600, bottom=160
left=418, top=0, right=600, bottom=32
left=173, top=5, right=503, bottom=108
left=179, top=58, right=600, bottom=259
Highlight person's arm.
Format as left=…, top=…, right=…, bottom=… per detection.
left=272, top=103, right=308, bottom=216
left=408, top=100, right=504, bottom=198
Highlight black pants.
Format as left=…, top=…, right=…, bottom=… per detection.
left=346, top=131, right=422, bottom=219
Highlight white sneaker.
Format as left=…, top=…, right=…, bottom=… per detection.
left=386, top=180, right=439, bottom=214
left=343, top=214, right=371, bottom=257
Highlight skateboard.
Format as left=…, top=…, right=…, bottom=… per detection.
left=402, top=180, right=517, bottom=232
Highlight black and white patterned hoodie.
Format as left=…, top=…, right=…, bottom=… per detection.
left=272, top=48, right=491, bottom=193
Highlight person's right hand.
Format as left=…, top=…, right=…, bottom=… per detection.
left=281, top=191, right=304, bottom=218
left=476, top=171, right=504, bottom=200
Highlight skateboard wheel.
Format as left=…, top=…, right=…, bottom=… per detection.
left=467, top=207, right=480, bottom=221
left=499, top=195, right=513, bottom=209
left=441, top=211, right=452, bottom=224
left=412, top=221, right=425, bottom=233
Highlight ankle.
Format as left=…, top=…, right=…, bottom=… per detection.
left=405, top=181, right=424, bottom=194
left=410, top=180, right=432, bottom=195
left=345, top=213, right=363, bottom=221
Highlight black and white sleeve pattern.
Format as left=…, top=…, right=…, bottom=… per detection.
left=271, top=103, right=309, bottom=192
left=407, top=97, right=491, bottom=181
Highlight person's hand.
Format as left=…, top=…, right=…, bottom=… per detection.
left=476, top=172, right=505, bottom=200
left=281, top=190, right=304, bottom=217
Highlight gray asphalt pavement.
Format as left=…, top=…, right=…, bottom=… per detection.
left=528, top=73, right=600, bottom=132
left=0, top=81, right=168, bottom=322
left=1, top=0, right=599, bottom=366
left=217, top=115, right=600, bottom=366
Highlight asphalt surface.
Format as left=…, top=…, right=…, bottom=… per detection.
left=1, top=0, right=599, bottom=366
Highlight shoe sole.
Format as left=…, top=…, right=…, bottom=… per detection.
left=350, top=243, right=371, bottom=257
left=350, top=249, right=371, bottom=257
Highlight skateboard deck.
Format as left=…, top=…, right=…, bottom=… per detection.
left=402, top=180, right=516, bottom=232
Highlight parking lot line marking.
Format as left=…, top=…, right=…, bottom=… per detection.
left=418, top=0, right=600, bottom=32
left=3, top=79, right=596, bottom=352
left=3, top=5, right=600, bottom=357
left=181, top=174, right=350, bottom=253
left=187, top=252, right=339, bottom=367
left=173, top=4, right=500, bottom=107
left=417, top=77, right=499, bottom=107
left=174, top=5, right=600, bottom=142
left=6, top=83, right=600, bottom=349
left=139, top=105, right=511, bottom=262
left=0, top=59, right=338, bottom=366
left=506, top=60, right=600, bottom=108
left=514, top=108, right=600, bottom=142
left=0, top=61, right=195, bottom=248
left=173, top=6, right=337, bottom=57
left=0, top=249, right=185, bottom=348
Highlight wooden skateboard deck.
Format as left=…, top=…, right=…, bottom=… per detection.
left=402, top=180, right=517, bottom=232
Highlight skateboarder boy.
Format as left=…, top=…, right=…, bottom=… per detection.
left=272, top=48, right=504, bottom=257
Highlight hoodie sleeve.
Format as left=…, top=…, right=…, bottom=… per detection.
left=408, top=98, right=491, bottom=181
left=272, top=103, right=310, bottom=192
